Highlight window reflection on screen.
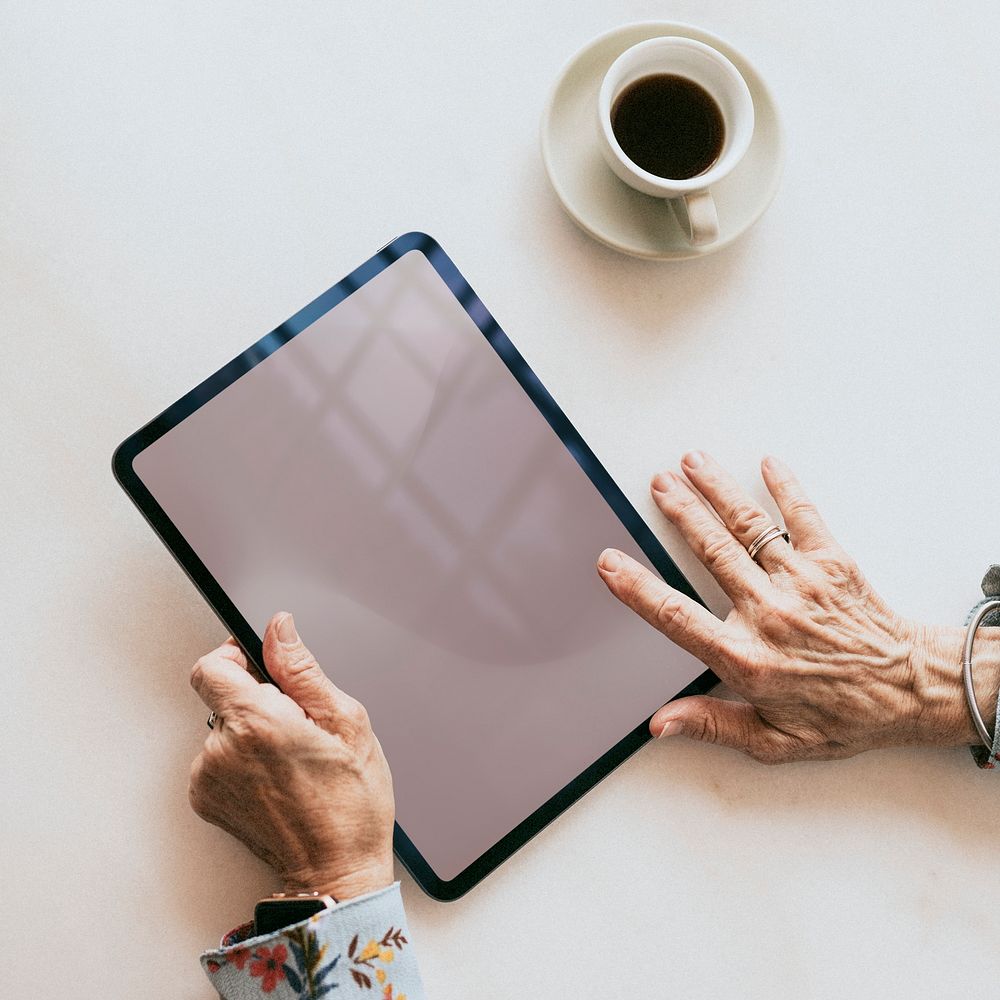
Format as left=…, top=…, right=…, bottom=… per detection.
left=134, top=251, right=704, bottom=881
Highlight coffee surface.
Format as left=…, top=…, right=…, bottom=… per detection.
left=611, top=74, right=725, bottom=180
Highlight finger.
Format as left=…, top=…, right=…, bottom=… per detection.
left=650, top=696, right=789, bottom=763
left=596, top=549, right=734, bottom=670
left=760, top=456, right=834, bottom=552
left=677, top=451, right=795, bottom=573
left=649, top=470, right=768, bottom=604
left=262, top=613, right=369, bottom=736
left=190, top=643, right=260, bottom=713
left=219, top=634, right=269, bottom=682
left=218, top=637, right=248, bottom=667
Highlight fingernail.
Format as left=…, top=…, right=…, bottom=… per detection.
left=598, top=548, right=623, bottom=572
left=657, top=719, right=684, bottom=738
left=277, top=613, right=298, bottom=645
left=762, top=455, right=780, bottom=473
left=682, top=450, right=705, bottom=470
left=651, top=471, right=675, bottom=494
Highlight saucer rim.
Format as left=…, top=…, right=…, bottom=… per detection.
left=540, top=20, right=785, bottom=261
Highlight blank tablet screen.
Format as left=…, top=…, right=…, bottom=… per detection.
left=132, top=249, right=705, bottom=882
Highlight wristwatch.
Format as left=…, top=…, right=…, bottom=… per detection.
left=253, top=891, right=337, bottom=936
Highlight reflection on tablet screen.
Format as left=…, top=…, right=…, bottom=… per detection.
left=133, top=250, right=704, bottom=881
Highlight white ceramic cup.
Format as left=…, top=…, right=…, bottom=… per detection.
left=597, top=37, right=755, bottom=247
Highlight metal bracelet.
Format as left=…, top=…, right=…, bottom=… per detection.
left=962, top=599, right=1000, bottom=750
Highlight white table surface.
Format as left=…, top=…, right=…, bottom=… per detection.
left=4, top=2, right=1000, bottom=996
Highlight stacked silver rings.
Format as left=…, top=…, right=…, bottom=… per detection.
left=747, top=524, right=790, bottom=562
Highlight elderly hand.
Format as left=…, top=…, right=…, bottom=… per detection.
left=188, top=613, right=394, bottom=900
left=598, top=451, right=1000, bottom=763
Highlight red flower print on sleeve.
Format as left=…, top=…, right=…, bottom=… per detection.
left=249, top=943, right=288, bottom=993
left=227, top=947, right=251, bottom=971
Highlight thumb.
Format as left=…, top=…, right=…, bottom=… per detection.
left=651, top=696, right=787, bottom=764
left=262, top=612, right=348, bottom=728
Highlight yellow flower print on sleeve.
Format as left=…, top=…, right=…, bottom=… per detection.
left=358, top=939, right=381, bottom=962
left=348, top=925, right=409, bottom=992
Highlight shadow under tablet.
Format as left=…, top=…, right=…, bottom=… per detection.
left=116, top=234, right=714, bottom=897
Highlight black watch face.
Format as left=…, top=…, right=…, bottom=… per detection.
left=254, top=898, right=326, bottom=935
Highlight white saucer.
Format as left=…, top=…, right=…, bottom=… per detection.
left=540, top=22, right=784, bottom=260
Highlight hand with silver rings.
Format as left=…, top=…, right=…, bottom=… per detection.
left=597, top=451, right=1000, bottom=763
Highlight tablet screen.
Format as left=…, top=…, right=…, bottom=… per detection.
left=132, top=249, right=705, bottom=882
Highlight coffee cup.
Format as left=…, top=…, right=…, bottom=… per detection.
left=597, top=37, right=755, bottom=247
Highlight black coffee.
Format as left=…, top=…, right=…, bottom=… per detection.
left=611, top=74, right=725, bottom=180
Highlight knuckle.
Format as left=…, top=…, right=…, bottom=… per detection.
left=342, top=698, right=371, bottom=733
left=730, top=506, right=765, bottom=542
left=190, top=656, right=208, bottom=690
left=187, top=772, right=207, bottom=815
left=200, top=738, right=223, bottom=767
left=692, top=712, right=720, bottom=744
left=256, top=684, right=291, bottom=716
left=826, top=551, right=863, bottom=589
left=701, top=533, right=737, bottom=573
left=785, top=496, right=818, bottom=521
left=770, top=472, right=794, bottom=495
left=284, top=646, right=321, bottom=678
left=808, top=547, right=862, bottom=593
left=791, top=567, right=827, bottom=603
left=673, top=491, right=703, bottom=522
left=228, top=709, right=274, bottom=750
left=621, top=567, right=650, bottom=607
left=652, top=592, right=687, bottom=633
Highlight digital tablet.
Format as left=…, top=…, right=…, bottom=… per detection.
left=113, top=232, right=715, bottom=900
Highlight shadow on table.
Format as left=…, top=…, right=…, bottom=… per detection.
left=106, top=536, right=1000, bottom=998
left=655, top=718, right=1000, bottom=840
left=99, top=544, right=274, bottom=956
left=519, top=150, right=772, bottom=346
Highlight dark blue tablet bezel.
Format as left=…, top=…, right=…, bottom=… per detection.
left=112, top=232, right=717, bottom=901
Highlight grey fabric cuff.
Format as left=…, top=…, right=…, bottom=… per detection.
left=967, top=564, right=1000, bottom=628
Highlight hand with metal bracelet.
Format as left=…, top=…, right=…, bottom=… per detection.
left=187, top=451, right=999, bottom=999
left=597, top=451, right=1000, bottom=766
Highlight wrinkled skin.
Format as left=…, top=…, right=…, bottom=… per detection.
left=185, top=452, right=998, bottom=893
left=188, top=613, right=394, bottom=899
left=597, top=451, right=995, bottom=763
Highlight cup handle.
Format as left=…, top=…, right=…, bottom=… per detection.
left=672, top=190, right=719, bottom=247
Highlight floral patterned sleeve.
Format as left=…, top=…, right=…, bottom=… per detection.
left=200, top=883, right=425, bottom=1000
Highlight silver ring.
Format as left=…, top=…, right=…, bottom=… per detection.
left=207, top=711, right=218, bottom=730
left=746, top=525, right=790, bottom=562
